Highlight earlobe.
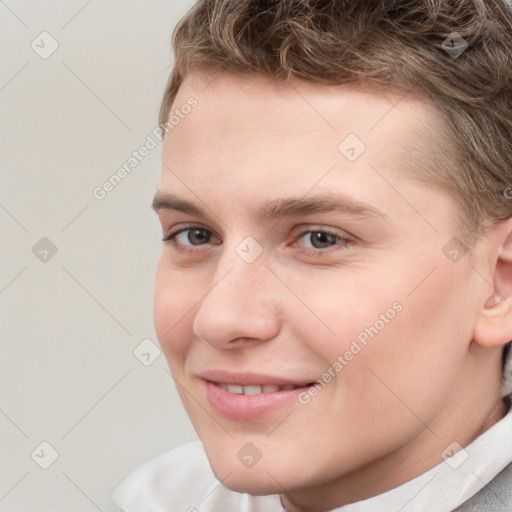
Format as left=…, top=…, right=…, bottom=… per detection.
left=474, top=294, right=512, bottom=348
left=474, top=223, right=512, bottom=348
left=483, top=292, right=502, bottom=309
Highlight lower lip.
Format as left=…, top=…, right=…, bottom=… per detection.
left=204, top=381, right=311, bottom=421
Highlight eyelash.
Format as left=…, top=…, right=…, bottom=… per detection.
left=162, top=225, right=354, bottom=256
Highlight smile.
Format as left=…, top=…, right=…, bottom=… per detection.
left=215, top=383, right=304, bottom=394
left=204, top=379, right=317, bottom=421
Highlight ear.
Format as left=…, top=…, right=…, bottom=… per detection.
left=474, top=218, right=512, bottom=349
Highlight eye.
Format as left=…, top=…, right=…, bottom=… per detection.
left=162, top=226, right=220, bottom=247
left=300, top=231, right=339, bottom=249
left=294, top=229, right=353, bottom=253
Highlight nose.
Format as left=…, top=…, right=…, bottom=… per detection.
left=193, top=257, right=281, bottom=349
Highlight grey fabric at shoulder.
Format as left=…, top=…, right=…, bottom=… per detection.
left=454, top=463, right=512, bottom=512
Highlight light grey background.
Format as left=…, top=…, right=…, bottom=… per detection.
left=1, top=1, right=197, bottom=510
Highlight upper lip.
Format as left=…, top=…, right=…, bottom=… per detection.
left=199, top=370, right=317, bottom=387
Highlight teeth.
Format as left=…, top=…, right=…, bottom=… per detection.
left=243, top=385, right=262, bottom=395
left=226, top=385, right=243, bottom=394
left=262, top=385, right=280, bottom=393
left=218, top=383, right=299, bottom=395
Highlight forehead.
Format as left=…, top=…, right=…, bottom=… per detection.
left=166, top=71, right=439, bottom=170
left=161, top=72, right=446, bottom=220
left=172, top=70, right=437, bottom=133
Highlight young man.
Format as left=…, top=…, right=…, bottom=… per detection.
left=113, top=0, right=512, bottom=510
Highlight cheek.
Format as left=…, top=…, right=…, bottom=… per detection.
left=153, top=259, right=197, bottom=365
left=354, top=268, right=475, bottom=418
left=284, top=265, right=403, bottom=361
left=289, top=263, right=475, bottom=416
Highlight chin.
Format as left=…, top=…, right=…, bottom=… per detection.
left=215, top=466, right=288, bottom=496
left=205, top=448, right=308, bottom=496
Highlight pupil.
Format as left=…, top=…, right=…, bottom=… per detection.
left=311, top=232, right=336, bottom=248
left=188, top=229, right=209, bottom=245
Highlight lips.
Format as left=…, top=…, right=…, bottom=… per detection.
left=199, top=369, right=316, bottom=387
left=199, top=370, right=318, bottom=421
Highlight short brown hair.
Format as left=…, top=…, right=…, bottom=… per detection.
left=159, top=0, right=512, bottom=246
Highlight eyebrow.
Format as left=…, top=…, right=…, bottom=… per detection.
left=151, top=191, right=390, bottom=222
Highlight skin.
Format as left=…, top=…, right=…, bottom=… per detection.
left=152, top=71, right=511, bottom=512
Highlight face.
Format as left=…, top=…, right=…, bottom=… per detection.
left=152, top=72, right=493, bottom=507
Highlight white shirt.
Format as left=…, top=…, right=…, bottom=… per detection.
left=112, top=405, right=512, bottom=512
